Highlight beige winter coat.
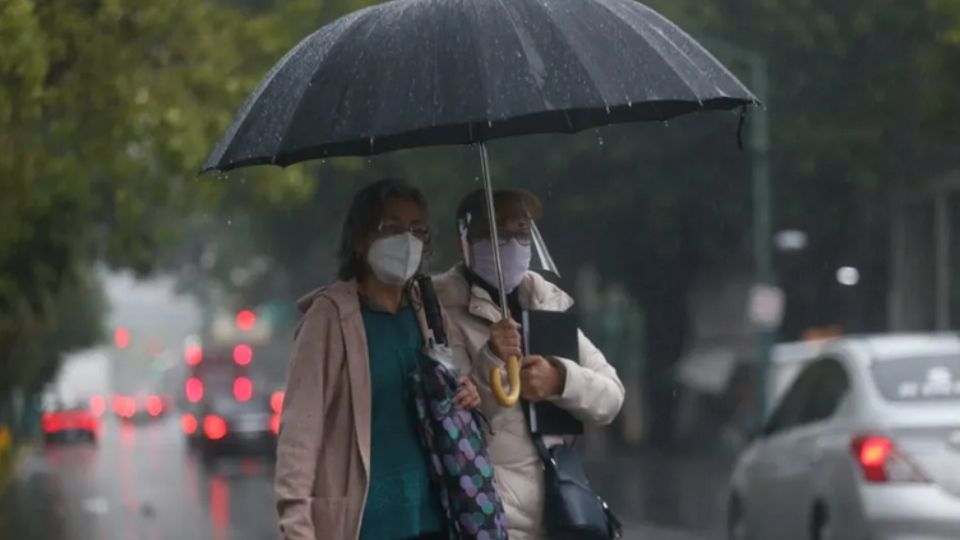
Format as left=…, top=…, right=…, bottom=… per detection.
left=274, top=280, right=460, bottom=540
left=433, top=264, right=626, bottom=540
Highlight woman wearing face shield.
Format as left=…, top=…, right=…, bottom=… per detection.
left=274, top=178, right=485, bottom=540
left=432, top=188, right=626, bottom=540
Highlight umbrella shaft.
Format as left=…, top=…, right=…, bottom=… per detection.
left=478, top=143, right=510, bottom=321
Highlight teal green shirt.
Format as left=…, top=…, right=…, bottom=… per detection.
left=358, top=304, right=445, bottom=540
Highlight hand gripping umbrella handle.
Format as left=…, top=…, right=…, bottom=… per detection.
left=490, top=356, right=521, bottom=407
left=478, top=142, right=520, bottom=408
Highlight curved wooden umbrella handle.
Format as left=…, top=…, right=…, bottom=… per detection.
left=490, top=356, right=521, bottom=407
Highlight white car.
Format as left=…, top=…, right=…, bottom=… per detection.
left=729, top=334, right=960, bottom=540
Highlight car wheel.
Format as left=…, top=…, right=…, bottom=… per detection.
left=728, top=495, right=750, bottom=540
left=811, top=503, right=831, bottom=540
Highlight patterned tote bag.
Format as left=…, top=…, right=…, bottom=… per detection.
left=410, top=352, right=509, bottom=540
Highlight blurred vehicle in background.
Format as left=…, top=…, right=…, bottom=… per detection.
left=764, top=339, right=832, bottom=417
left=729, top=334, right=960, bottom=540
left=178, top=310, right=287, bottom=463
left=182, top=388, right=280, bottom=463
left=40, top=393, right=99, bottom=444
left=110, top=388, right=173, bottom=422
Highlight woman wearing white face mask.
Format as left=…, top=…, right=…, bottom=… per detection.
left=433, top=189, right=626, bottom=540
left=274, top=178, right=485, bottom=540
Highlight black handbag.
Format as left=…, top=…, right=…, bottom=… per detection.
left=533, top=434, right=623, bottom=540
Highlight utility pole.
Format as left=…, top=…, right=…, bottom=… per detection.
left=704, top=40, right=774, bottom=420
left=749, top=55, right=774, bottom=420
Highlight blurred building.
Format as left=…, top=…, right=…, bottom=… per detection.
left=890, top=168, right=960, bottom=331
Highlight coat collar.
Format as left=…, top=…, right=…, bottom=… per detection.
left=297, top=280, right=370, bottom=476
left=435, top=264, right=574, bottom=323
left=297, top=280, right=362, bottom=320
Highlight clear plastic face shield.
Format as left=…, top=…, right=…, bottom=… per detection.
left=458, top=203, right=560, bottom=278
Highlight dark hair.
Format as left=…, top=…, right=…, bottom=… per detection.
left=455, top=188, right=543, bottom=240
left=336, top=178, right=429, bottom=281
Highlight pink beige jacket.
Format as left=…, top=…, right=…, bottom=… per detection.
left=274, top=280, right=462, bottom=540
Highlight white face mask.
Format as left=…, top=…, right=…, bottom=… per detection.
left=367, top=233, right=423, bottom=286
left=470, top=239, right=531, bottom=293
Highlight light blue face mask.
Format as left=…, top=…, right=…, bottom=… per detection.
left=469, top=238, right=532, bottom=293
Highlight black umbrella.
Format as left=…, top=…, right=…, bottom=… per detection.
left=204, top=0, right=756, bottom=406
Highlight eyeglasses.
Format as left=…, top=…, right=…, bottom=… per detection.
left=377, top=220, right=431, bottom=241
left=475, top=228, right=533, bottom=247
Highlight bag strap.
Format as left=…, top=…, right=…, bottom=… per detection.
left=416, top=275, right=447, bottom=346
left=532, top=430, right=554, bottom=466
left=522, top=401, right=555, bottom=466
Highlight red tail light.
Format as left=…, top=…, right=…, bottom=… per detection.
left=185, top=344, right=203, bottom=366
left=114, top=327, right=131, bottom=349
left=203, top=415, right=228, bottom=440
left=112, top=396, right=137, bottom=418
left=233, top=377, right=253, bottom=402
left=236, top=310, right=256, bottom=331
left=233, top=344, right=253, bottom=366
left=181, top=413, right=198, bottom=435
left=185, top=377, right=204, bottom=403
left=270, top=391, right=284, bottom=414
left=270, top=414, right=280, bottom=435
left=146, top=395, right=163, bottom=417
left=852, top=435, right=928, bottom=483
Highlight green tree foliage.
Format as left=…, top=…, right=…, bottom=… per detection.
left=928, top=0, right=960, bottom=137
left=0, top=0, right=369, bottom=395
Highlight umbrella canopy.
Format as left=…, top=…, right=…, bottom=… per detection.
left=203, top=0, right=757, bottom=408
left=203, top=0, right=755, bottom=172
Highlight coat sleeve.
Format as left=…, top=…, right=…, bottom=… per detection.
left=548, top=329, right=625, bottom=426
left=444, top=310, right=512, bottom=424
left=445, top=309, right=505, bottom=377
left=274, top=300, right=335, bottom=539
left=443, top=309, right=473, bottom=377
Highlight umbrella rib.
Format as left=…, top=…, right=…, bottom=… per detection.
left=366, top=0, right=424, bottom=152
left=531, top=0, right=616, bottom=114
left=212, top=28, right=320, bottom=169
left=275, top=10, right=377, bottom=162
left=600, top=0, right=718, bottom=100
left=492, top=0, right=553, bottom=116
left=465, top=0, right=493, bottom=139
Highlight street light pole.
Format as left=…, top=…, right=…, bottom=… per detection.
left=748, top=56, right=774, bottom=421
left=704, top=39, right=774, bottom=421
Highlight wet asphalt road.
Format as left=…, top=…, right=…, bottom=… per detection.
left=0, top=416, right=708, bottom=540
left=0, top=416, right=278, bottom=540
